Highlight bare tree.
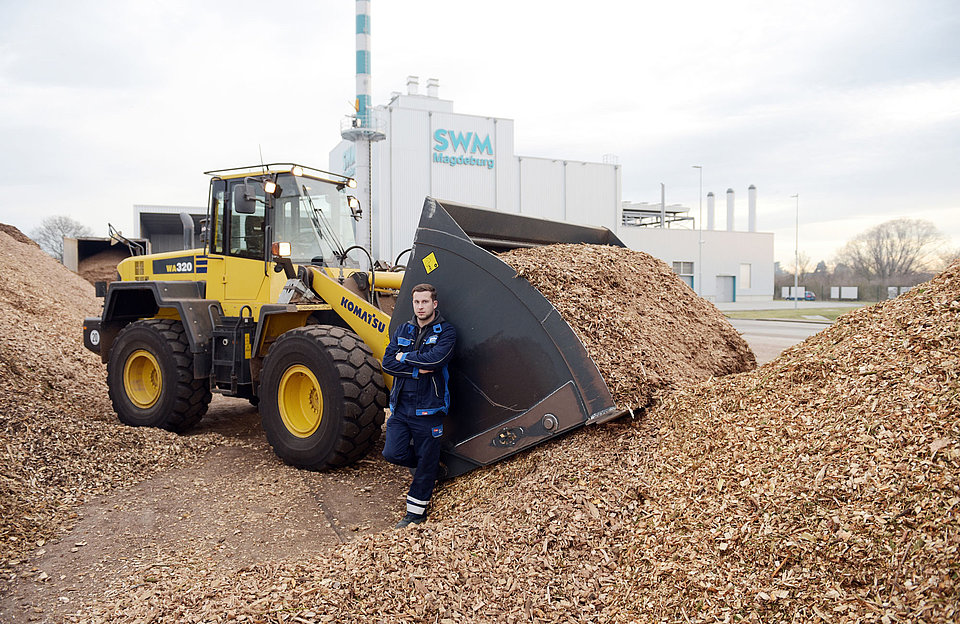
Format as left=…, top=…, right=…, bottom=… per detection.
left=834, top=218, right=947, bottom=282
left=937, top=247, right=960, bottom=271
left=30, top=216, right=93, bottom=262
left=792, top=251, right=812, bottom=280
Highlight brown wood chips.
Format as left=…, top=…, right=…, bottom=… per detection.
left=0, top=228, right=221, bottom=575
left=499, top=244, right=757, bottom=409
left=1, top=226, right=957, bottom=623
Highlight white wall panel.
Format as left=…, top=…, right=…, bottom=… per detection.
left=495, top=118, right=518, bottom=213
left=518, top=157, right=563, bottom=220
left=564, top=162, right=618, bottom=229
left=329, top=142, right=356, bottom=178
left=389, top=108, right=432, bottom=261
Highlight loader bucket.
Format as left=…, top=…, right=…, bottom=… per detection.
left=393, top=198, right=628, bottom=478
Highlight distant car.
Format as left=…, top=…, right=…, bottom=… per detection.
left=785, top=291, right=816, bottom=301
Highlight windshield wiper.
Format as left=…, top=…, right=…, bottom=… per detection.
left=301, top=185, right=346, bottom=263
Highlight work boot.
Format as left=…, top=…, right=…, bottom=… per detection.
left=394, top=512, right=426, bottom=529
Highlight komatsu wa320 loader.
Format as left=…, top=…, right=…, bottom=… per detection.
left=83, top=163, right=626, bottom=478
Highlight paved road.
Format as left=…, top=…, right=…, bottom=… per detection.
left=715, top=300, right=865, bottom=312
left=728, top=318, right=830, bottom=365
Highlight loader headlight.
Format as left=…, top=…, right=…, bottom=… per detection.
left=263, top=180, right=277, bottom=195
left=291, top=166, right=304, bottom=176
left=346, top=177, right=357, bottom=189
left=272, top=241, right=292, bottom=258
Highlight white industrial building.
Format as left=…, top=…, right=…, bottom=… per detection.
left=331, top=76, right=620, bottom=268
left=330, top=76, right=773, bottom=302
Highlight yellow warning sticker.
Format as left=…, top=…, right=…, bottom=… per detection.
left=244, top=334, right=252, bottom=359
left=422, top=252, right=439, bottom=274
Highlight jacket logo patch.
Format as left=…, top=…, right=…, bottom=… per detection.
left=426, top=335, right=438, bottom=344
left=431, top=425, right=443, bottom=438
left=397, top=337, right=412, bottom=346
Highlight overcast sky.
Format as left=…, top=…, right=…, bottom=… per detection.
left=1, top=0, right=957, bottom=266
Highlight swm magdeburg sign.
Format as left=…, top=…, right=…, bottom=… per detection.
left=432, top=129, right=494, bottom=170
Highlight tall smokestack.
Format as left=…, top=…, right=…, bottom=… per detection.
left=726, top=188, right=735, bottom=231
left=342, top=0, right=385, bottom=255
left=356, top=1, right=372, bottom=126
left=748, top=184, right=757, bottom=232
left=707, top=192, right=715, bottom=230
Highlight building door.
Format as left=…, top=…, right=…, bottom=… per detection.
left=716, top=276, right=735, bottom=302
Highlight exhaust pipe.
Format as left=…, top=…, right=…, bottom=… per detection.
left=180, top=212, right=195, bottom=249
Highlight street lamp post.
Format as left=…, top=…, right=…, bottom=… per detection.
left=693, top=165, right=702, bottom=296
left=791, top=194, right=799, bottom=310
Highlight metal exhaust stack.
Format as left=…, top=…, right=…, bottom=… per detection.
left=394, top=198, right=626, bottom=478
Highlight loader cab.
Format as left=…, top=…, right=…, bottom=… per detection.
left=205, top=164, right=360, bottom=270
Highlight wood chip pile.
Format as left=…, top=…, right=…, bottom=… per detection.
left=77, top=247, right=129, bottom=285
left=72, top=260, right=959, bottom=623
left=619, top=259, right=960, bottom=622
left=500, top=243, right=757, bottom=409
left=0, top=224, right=38, bottom=248
left=0, top=228, right=219, bottom=572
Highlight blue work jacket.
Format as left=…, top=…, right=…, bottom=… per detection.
left=381, top=314, right=457, bottom=416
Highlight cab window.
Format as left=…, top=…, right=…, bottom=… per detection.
left=228, top=180, right=266, bottom=259
left=208, top=179, right=227, bottom=254
left=208, top=178, right=268, bottom=259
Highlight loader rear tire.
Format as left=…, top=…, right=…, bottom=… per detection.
left=107, top=319, right=211, bottom=432
left=260, top=325, right=387, bottom=470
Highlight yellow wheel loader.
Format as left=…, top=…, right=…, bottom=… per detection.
left=83, top=163, right=627, bottom=477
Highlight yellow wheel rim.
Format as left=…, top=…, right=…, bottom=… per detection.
left=123, top=349, right=162, bottom=409
left=278, top=364, right=323, bottom=438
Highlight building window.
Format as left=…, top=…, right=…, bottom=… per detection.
left=739, top=263, right=752, bottom=289
left=672, top=261, right=694, bottom=289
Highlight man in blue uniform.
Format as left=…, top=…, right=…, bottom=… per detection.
left=381, top=283, right=457, bottom=528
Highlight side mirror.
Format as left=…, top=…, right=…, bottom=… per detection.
left=233, top=183, right=257, bottom=214
left=347, top=196, right=362, bottom=221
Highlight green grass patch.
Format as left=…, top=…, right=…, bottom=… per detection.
left=724, top=306, right=870, bottom=322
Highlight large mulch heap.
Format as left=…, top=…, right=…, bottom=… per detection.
left=0, top=224, right=38, bottom=247
left=500, top=243, right=756, bottom=409
left=77, top=247, right=129, bottom=285
left=0, top=227, right=220, bottom=571
left=70, top=260, right=957, bottom=622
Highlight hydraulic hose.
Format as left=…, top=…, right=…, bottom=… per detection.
left=338, top=245, right=377, bottom=306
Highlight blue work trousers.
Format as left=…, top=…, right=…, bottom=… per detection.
left=382, top=406, right=444, bottom=516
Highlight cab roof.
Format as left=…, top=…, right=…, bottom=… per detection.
left=203, top=163, right=353, bottom=186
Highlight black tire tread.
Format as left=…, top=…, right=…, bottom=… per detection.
left=261, top=325, right=387, bottom=470
left=107, top=319, right=211, bottom=432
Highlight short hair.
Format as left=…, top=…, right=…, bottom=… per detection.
left=411, top=283, right=437, bottom=301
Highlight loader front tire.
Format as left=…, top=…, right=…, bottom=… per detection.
left=260, top=325, right=387, bottom=470
left=107, top=319, right=211, bottom=432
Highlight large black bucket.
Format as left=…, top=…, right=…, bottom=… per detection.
left=392, top=198, right=627, bottom=478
